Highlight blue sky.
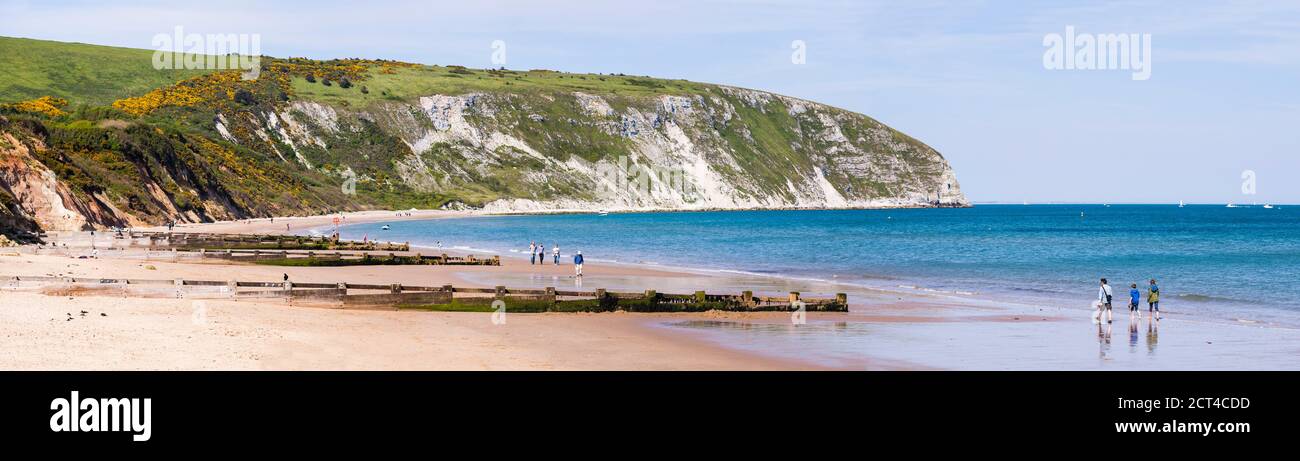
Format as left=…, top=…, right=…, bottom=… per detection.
left=3, top=0, right=1298, bottom=203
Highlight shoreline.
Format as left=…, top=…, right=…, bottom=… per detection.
left=163, top=207, right=1300, bottom=330
left=10, top=208, right=1300, bottom=370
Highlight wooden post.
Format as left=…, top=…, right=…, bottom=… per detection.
left=695, top=290, right=706, bottom=303
left=441, top=253, right=448, bottom=265
left=495, top=285, right=507, bottom=300
left=789, top=291, right=801, bottom=304
left=742, top=290, right=754, bottom=308
left=836, top=293, right=848, bottom=306
left=390, top=283, right=402, bottom=294
left=545, top=286, right=557, bottom=309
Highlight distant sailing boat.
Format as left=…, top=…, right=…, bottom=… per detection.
left=1226, top=203, right=1237, bottom=208
left=1178, top=200, right=1185, bottom=208
left=1263, top=204, right=1274, bottom=209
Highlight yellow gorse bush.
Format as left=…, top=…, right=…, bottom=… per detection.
left=4, top=96, right=69, bottom=117
left=109, top=58, right=417, bottom=117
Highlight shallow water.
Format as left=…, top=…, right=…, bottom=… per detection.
left=657, top=308, right=1300, bottom=370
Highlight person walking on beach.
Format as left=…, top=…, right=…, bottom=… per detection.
left=529, top=241, right=536, bottom=265
left=573, top=251, right=584, bottom=277
left=537, top=243, right=545, bottom=266
left=552, top=244, right=560, bottom=265
left=1098, top=278, right=1114, bottom=324
left=1147, top=279, right=1161, bottom=321
left=1128, top=283, right=1141, bottom=320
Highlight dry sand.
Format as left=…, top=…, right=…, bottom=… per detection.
left=0, top=236, right=829, bottom=370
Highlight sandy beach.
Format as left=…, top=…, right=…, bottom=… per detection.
left=6, top=209, right=1300, bottom=371
left=1, top=211, right=832, bottom=370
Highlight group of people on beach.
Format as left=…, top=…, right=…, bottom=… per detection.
left=1096, top=278, right=1161, bottom=323
left=529, top=241, right=584, bottom=277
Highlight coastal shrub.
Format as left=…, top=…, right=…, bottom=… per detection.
left=233, top=89, right=256, bottom=105
left=2, top=96, right=69, bottom=117
left=304, top=74, right=316, bottom=83
left=338, top=78, right=352, bottom=89
left=321, top=78, right=332, bottom=86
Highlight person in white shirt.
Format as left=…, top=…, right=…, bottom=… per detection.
left=552, top=244, right=560, bottom=265
left=1098, top=278, right=1114, bottom=324
left=529, top=242, right=536, bottom=265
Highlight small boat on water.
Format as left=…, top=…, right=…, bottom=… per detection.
left=1179, top=200, right=1185, bottom=208
left=381, top=225, right=391, bottom=230
left=1263, top=204, right=1274, bottom=209
left=598, top=210, right=609, bottom=216
left=1226, top=203, right=1237, bottom=208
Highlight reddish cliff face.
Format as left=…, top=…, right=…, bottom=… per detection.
left=0, top=114, right=357, bottom=240
left=0, top=129, right=100, bottom=234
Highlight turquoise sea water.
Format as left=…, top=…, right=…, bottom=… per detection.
left=336, top=205, right=1300, bottom=327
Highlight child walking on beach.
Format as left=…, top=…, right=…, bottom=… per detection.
left=537, top=244, right=545, bottom=266
left=1148, top=279, right=1161, bottom=321
left=553, top=244, right=560, bottom=265
left=1128, top=283, right=1140, bottom=319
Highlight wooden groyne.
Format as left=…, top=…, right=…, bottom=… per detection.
left=34, top=230, right=410, bottom=251
left=122, top=231, right=410, bottom=251
left=1, top=275, right=848, bottom=313
left=15, top=246, right=499, bottom=266
left=195, top=249, right=499, bottom=266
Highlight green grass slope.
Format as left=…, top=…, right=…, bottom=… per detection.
left=0, top=36, right=218, bottom=106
